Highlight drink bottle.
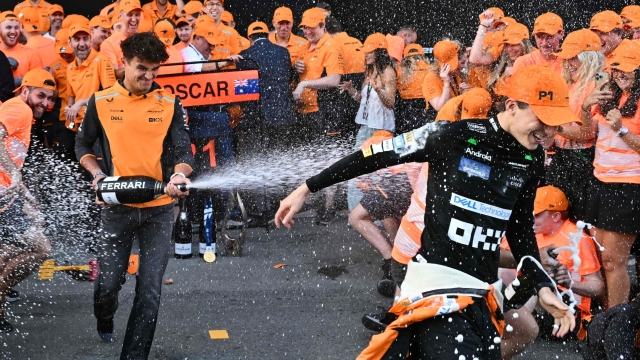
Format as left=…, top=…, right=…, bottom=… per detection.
left=96, top=175, right=189, bottom=205
left=199, top=195, right=216, bottom=257
left=174, top=199, right=193, bottom=259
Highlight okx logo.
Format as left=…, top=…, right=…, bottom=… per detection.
left=447, top=218, right=504, bottom=251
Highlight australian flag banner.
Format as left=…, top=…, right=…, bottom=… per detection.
left=234, top=79, right=259, bottom=95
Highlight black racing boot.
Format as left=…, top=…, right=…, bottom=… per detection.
left=377, top=258, right=396, bottom=298
left=362, top=306, right=398, bottom=332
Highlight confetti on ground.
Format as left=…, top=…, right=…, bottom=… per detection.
left=209, top=330, right=229, bottom=339
left=274, top=264, right=287, bottom=269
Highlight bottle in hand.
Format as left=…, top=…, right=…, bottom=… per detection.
left=174, top=199, right=193, bottom=259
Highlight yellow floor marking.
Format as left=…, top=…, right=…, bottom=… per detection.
left=209, top=330, right=229, bottom=339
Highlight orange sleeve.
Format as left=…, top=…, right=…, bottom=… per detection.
left=0, top=101, right=31, bottom=136
left=577, top=235, right=601, bottom=276
left=228, top=30, right=241, bottom=55
left=422, top=72, right=443, bottom=102
left=29, top=50, right=43, bottom=72
left=100, top=40, right=121, bottom=68
left=99, top=57, right=117, bottom=89
left=323, top=45, right=345, bottom=76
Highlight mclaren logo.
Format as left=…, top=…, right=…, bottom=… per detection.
left=106, top=98, right=114, bottom=103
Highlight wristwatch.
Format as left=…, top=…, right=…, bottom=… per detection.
left=92, top=171, right=107, bottom=181
left=617, top=126, right=629, bottom=138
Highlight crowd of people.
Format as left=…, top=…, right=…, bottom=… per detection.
left=1, top=0, right=640, bottom=359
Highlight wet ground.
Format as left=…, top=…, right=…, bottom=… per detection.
left=0, top=214, right=613, bottom=359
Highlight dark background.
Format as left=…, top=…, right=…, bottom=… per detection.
left=8, top=0, right=637, bottom=45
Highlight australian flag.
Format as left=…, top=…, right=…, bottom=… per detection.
left=234, top=78, right=259, bottom=95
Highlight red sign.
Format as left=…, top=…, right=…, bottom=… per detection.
left=156, top=70, right=260, bottom=107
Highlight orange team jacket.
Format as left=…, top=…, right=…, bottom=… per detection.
left=211, top=21, right=241, bottom=55
left=142, top=0, right=178, bottom=24
left=268, top=32, right=309, bottom=65
left=158, top=45, right=185, bottom=75
left=511, top=49, right=564, bottom=75
left=0, top=43, right=43, bottom=79
left=75, top=80, right=194, bottom=208
left=332, top=32, right=364, bottom=74
left=14, top=0, right=51, bottom=32
left=0, top=97, right=33, bottom=191
left=396, top=59, right=430, bottom=100
left=100, top=31, right=128, bottom=69
left=66, top=49, right=117, bottom=130
left=25, top=34, right=58, bottom=68
left=298, top=33, right=345, bottom=114
left=172, top=42, right=189, bottom=52
left=50, top=57, right=72, bottom=122
left=238, top=36, right=251, bottom=51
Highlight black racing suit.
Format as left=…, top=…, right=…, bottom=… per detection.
left=306, top=118, right=555, bottom=359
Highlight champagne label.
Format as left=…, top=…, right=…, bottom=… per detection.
left=199, top=243, right=206, bottom=254
left=175, top=243, right=191, bottom=255
left=211, top=243, right=216, bottom=254
left=101, top=192, right=120, bottom=205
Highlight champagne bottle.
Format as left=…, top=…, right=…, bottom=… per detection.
left=174, top=199, right=192, bottom=259
left=96, top=175, right=188, bottom=205
left=199, top=196, right=216, bottom=257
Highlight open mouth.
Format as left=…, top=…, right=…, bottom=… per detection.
left=531, top=131, right=548, bottom=143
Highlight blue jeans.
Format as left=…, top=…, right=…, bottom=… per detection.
left=94, top=203, right=174, bottom=360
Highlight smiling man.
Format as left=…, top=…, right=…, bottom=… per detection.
left=0, top=11, right=43, bottom=88
left=269, top=6, right=308, bottom=65
left=589, top=10, right=624, bottom=66
left=75, top=32, right=193, bottom=359
left=100, top=0, right=143, bottom=79
left=275, top=65, right=578, bottom=359
left=512, top=12, right=564, bottom=75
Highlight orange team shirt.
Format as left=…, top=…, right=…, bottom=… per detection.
left=435, top=94, right=465, bottom=121
left=555, top=81, right=597, bottom=149
left=333, top=32, right=364, bottom=74
left=212, top=22, right=241, bottom=55
left=14, top=0, right=51, bottom=32
left=511, top=49, right=564, bottom=75
left=238, top=36, right=251, bottom=51
left=268, top=32, right=309, bottom=65
left=422, top=72, right=461, bottom=104
left=50, top=57, right=72, bottom=122
left=396, top=59, right=429, bottom=99
left=0, top=43, right=43, bottom=79
left=67, top=49, right=116, bottom=128
left=172, top=42, right=189, bottom=52
left=385, top=34, right=404, bottom=63
left=25, top=35, right=58, bottom=68
left=0, top=97, right=33, bottom=190
left=100, top=31, right=128, bottom=69
left=158, top=45, right=185, bottom=75
left=298, top=33, right=345, bottom=114
left=142, top=0, right=178, bottom=24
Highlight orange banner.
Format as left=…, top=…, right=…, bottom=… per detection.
left=156, top=69, right=260, bottom=107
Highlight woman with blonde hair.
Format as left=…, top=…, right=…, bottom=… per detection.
left=486, top=23, right=533, bottom=90
left=395, top=44, right=430, bottom=133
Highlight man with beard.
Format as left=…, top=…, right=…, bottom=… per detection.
left=512, top=12, right=564, bottom=75
left=89, top=15, right=111, bottom=52
left=0, top=69, right=55, bottom=333
left=269, top=6, right=308, bottom=66
left=143, top=0, right=184, bottom=24
left=202, top=0, right=241, bottom=55
left=0, top=11, right=42, bottom=87
left=101, top=0, right=143, bottom=79
left=19, top=7, right=58, bottom=68
left=43, top=4, right=64, bottom=40
left=173, top=17, right=192, bottom=51
left=64, top=23, right=116, bottom=136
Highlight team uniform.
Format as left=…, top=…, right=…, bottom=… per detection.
left=268, top=32, right=308, bottom=65
left=142, top=0, right=178, bottom=24
left=422, top=71, right=462, bottom=120
left=511, top=50, right=564, bottom=75
left=395, top=53, right=429, bottom=133
left=0, top=43, right=43, bottom=81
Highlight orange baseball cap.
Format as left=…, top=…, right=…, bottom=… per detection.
left=605, top=39, right=640, bottom=73
left=403, top=43, right=424, bottom=57
left=69, top=23, right=91, bottom=37
left=495, top=65, right=580, bottom=126
left=273, top=6, right=294, bottom=23
left=204, top=0, right=224, bottom=4
left=533, top=12, right=563, bottom=35
left=193, top=21, right=221, bottom=45
left=55, top=28, right=73, bottom=54
left=502, top=23, right=529, bottom=44
left=154, top=20, right=175, bottom=46
left=0, top=11, right=19, bottom=24
left=195, top=14, right=215, bottom=27
left=15, top=68, right=56, bottom=92
left=590, top=10, right=623, bottom=33
left=120, top=0, right=142, bottom=14
left=363, top=33, right=387, bottom=52
left=176, top=17, right=190, bottom=27
left=90, top=15, right=110, bottom=29
left=48, top=4, right=64, bottom=16
left=298, top=7, right=325, bottom=28
left=621, top=5, right=640, bottom=22
left=554, top=29, right=602, bottom=60
left=18, top=7, right=42, bottom=32
left=183, top=1, right=203, bottom=16
left=492, top=16, right=517, bottom=29
left=461, top=88, right=492, bottom=119
left=220, top=10, right=233, bottom=24
left=62, top=14, right=90, bottom=29
left=534, top=186, right=569, bottom=214
left=433, top=40, right=460, bottom=71
left=479, top=7, right=504, bottom=22
left=247, top=21, right=269, bottom=36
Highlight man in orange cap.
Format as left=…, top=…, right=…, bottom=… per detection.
left=512, top=12, right=565, bottom=75
left=14, top=0, right=52, bottom=33
left=590, top=10, right=624, bottom=64
left=0, top=68, right=55, bottom=333
left=43, top=4, right=64, bottom=40
left=18, top=7, right=58, bottom=68
left=220, top=10, right=250, bottom=51
left=269, top=6, right=309, bottom=65
left=0, top=11, right=43, bottom=87
left=181, top=0, right=202, bottom=26
left=101, top=0, right=144, bottom=79
left=180, top=19, right=240, bottom=72
left=435, top=87, right=492, bottom=121
left=154, top=19, right=184, bottom=75
left=468, top=8, right=510, bottom=88
left=275, top=65, right=579, bottom=358
left=173, top=17, right=192, bottom=51
left=201, top=0, right=241, bottom=55
left=89, top=15, right=111, bottom=52
left=142, top=0, right=184, bottom=24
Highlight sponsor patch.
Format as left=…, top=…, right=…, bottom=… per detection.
left=403, top=131, right=416, bottom=147
left=467, top=122, right=487, bottom=133
left=362, top=146, right=373, bottom=157
left=393, top=135, right=405, bottom=151
left=508, top=161, right=528, bottom=170
left=464, top=147, right=492, bottom=161
left=458, top=157, right=491, bottom=180
left=382, top=139, right=393, bottom=152
left=450, top=193, right=512, bottom=220
left=489, top=118, right=499, bottom=131
left=447, top=218, right=504, bottom=251
left=468, top=138, right=478, bottom=145
left=371, top=143, right=383, bottom=154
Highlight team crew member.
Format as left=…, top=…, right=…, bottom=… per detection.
left=180, top=20, right=239, bottom=73
left=89, top=15, right=111, bottom=52
left=500, top=186, right=604, bottom=359
left=589, top=11, right=624, bottom=66
left=74, top=32, right=193, bottom=358
left=181, top=0, right=202, bottom=26
left=101, top=0, right=143, bottom=79
left=13, top=0, right=52, bottom=33
left=154, top=19, right=184, bottom=75
left=269, top=6, right=308, bottom=66
left=434, top=87, right=492, bottom=122
left=142, top=0, right=184, bottom=24
left=220, top=11, right=250, bottom=51
left=587, top=39, right=640, bottom=309
left=467, top=8, right=508, bottom=89
left=485, top=22, right=532, bottom=92
left=65, top=23, right=116, bottom=135
left=19, top=7, right=58, bottom=68
left=422, top=40, right=469, bottom=117
left=173, top=17, right=192, bottom=51
left=0, top=69, right=55, bottom=333
left=49, top=28, right=76, bottom=157
left=385, top=25, right=418, bottom=64
left=0, top=11, right=43, bottom=87
left=202, top=0, right=241, bottom=55
left=544, top=29, right=607, bottom=220
left=621, top=5, right=640, bottom=39
left=512, top=12, right=565, bottom=75
left=395, top=44, right=430, bottom=133
left=276, top=65, right=577, bottom=358
left=44, top=4, right=64, bottom=40
left=61, top=14, right=90, bottom=30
